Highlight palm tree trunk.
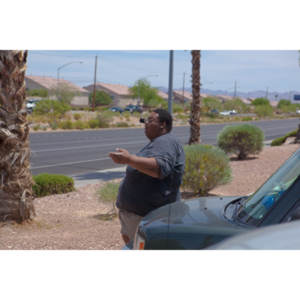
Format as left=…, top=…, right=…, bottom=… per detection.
left=0, top=50, right=35, bottom=223
left=188, top=50, right=201, bottom=145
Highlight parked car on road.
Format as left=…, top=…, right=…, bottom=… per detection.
left=124, top=105, right=143, bottom=113
left=109, top=106, right=124, bottom=113
left=220, top=111, right=231, bottom=116
left=296, top=110, right=300, bottom=114
left=230, top=110, right=237, bottom=115
left=210, top=109, right=219, bottom=114
left=26, top=98, right=41, bottom=113
left=123, top=147, right=300, bottom=250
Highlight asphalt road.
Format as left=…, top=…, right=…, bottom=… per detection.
left=29, top=118, right=300, bottom=177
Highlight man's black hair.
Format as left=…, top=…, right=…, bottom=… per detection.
left=154, top=108, right=173, bottom=132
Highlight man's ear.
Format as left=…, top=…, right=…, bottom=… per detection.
left=160, top=122, right=166, bottom=129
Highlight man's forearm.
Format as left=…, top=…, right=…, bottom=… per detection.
left=128, top=156, right=161, bottom=178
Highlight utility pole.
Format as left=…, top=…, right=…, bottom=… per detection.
left=182, top=72, right=185, bottom=104
left=92, top=55, right=97, bottom=112
left=233, top=81, right=237, bottom=99
left=168, top=50, right=174, bottom=114
left=266, top=86, right=268, bottom=99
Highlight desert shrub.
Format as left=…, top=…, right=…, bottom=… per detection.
left=218, top=123, right=264, bottom=159
left=132, top=111, right=141, bottom=117
left=203, top=112, right=218, bottom=119
left=242, top=116, right=252, bottom=121
left=176, top=113, right=189, bottom=120
left=96, top=114, right=110, bottom=128
left=254, top=105, right=273, bottom=117
left=270, top=137, right=286, bottom=146
left=97, top=182, right=120, bottom=217
left=123, top=111, right=131, bottom=117
left=50, top=123, right=58, bottom=130
left=33, top=124, right=41, bottom=131
left=173, top=104, right=184, bottom=113
left=32, top=173, right=75, bottom=197
left=101, top=109, right=115, bottom=120
left=182, top=144, right=232, bottom=196
left=271, top=129, right=297, bottom=146
left=58, top=120, right=74, bottom=130
left=115, top=122, right=129, bottom=127
left=87, top=119, right=99, bottom=129
left=73, top=113, right=82, bottom=120
left=96, top=106, right=110, bottom=112
left=34, top=99, right=71, bottom=125
left=74, top=120, right=85, bottom=130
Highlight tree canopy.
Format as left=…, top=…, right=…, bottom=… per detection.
left=129, top=79, right=164, bottom=106
left=34, top=99, right=71, bottom=125
left=49, top=82, right=81, bottom=103
left=27, top=88, right=48, bottom=98
left=89, top=90, right=112, bottom=106
left=251, top=97, right=270, bottom=106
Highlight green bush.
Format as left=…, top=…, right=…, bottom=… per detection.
left=32, top=173, right=75, bottom=197
left=182, top=144, right=232, bottom=196
left=217, top=123, right=264, bottom=159
left=123, top=111, right=131, bottom=117
left=74, top=120, right=85, bottom=130
left=173, top=104, right=185, bottom=113
left=254, top=105, right=273, bottom=117
left=101, top=109, right=115, bottom=120
left=96, top=114, right=110, bottom=128
left=97, top=182, right=120, bottom=217
left=271, top=129, right=297, bottom=146
left=241, top=116, right=252, bottom=121
left=58, top=120, right=74, bottom=130
left=73, top=113, right=82, bottom=120
left=270, top=137, right=285, bottom=146
left=33, top=124, right=41, bottom=131
left=115, top=122, right=129, bottom=127
left=176, top=113, right=189, bottom=120
left=50, top=123, right=58, bottom=130
left=87, top=119, right=99, bottom=129
left=203, top=112, right=218, bottom=119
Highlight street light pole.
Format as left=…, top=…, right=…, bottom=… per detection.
left=137, top=74, right=158, bottom=105
left=57, top=61, right=82, bottom=101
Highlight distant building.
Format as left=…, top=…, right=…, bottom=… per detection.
left=25, top=75, right=89, bottom=106
left=84, top=82, right=136, bottom=107
left=173, top=90, right=209, bottom=103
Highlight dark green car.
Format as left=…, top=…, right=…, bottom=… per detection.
left=123, top=147, right=300, bottom=250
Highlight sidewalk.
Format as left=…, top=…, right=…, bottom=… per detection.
left=71, top=166, right=126, bottom=188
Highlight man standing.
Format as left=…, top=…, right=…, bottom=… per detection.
left=108, top=108, right=185, bottom=244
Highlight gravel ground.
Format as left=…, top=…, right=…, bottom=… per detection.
left=0, top=144, right=299, bottom=250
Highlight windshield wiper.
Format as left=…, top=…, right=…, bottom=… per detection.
left=231, top=197, right=247, bottom=221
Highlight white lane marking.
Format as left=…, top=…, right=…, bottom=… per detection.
left=32, top=140, right=147, bottom=153
left=30, top=157, right=111, bottom=169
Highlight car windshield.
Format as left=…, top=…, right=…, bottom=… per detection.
left=237, top=149, right=300, bottom=226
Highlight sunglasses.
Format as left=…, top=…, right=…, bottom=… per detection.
left=139, top=118, right=158, bottom=125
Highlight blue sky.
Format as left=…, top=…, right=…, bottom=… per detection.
left=26, top=50, right=300, bottom=94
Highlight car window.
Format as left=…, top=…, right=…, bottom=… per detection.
left=237, top=149, right=300, bottom=226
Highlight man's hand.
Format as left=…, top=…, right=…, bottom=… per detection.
left=108, top=148, right=161, bottom=178
left=108, top=148, right=131, bottom=164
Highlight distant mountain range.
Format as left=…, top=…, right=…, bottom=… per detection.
left=157, top=86, right=300, bottom=102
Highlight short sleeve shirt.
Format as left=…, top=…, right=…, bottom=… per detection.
left=116, top=133, right=185, bottom=217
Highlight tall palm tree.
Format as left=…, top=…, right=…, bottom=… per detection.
left=0, top=50, right=35, bottom=223
left=188, top=50, right=201, bottom=145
